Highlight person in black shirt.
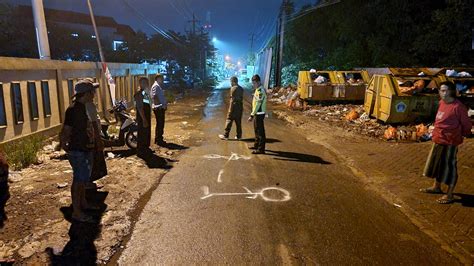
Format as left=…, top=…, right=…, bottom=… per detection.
left=134, top=77, right=152, bottom=158
left=60, top=79, right=99, bottom=223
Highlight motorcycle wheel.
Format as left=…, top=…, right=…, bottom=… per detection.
left=125, top=129, right=138, bottom=150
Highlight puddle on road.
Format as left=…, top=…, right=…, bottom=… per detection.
left=204, top=90, right=225, bottom=119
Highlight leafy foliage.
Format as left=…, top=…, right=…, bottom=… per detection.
left=280, top=0, right=473, bottom=71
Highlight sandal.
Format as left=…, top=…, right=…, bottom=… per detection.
left=419, top=187, right=443, bottom=194
left=437, top=196, right=455, bottom=204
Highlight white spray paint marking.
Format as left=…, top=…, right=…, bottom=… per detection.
left=203, top=152, right=251, bottom=161
left=201, top=186, right=291, bottom=202
left=217, top=169, right=224, bottom=183
left=203, top=153, right=251, bottom=184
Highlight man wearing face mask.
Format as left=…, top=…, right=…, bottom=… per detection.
left=421, top=81, right=472, bottom=204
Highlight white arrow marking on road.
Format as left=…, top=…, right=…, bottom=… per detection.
left=200, top=186, right=291, bottom=202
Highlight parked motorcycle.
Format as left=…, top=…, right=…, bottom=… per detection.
left=101, top=100, right=138, bottom=150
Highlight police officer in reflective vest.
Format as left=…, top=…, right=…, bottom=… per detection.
left=248, top=74, right=267, bottom=154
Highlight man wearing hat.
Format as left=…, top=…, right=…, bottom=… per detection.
left=60, top=79, right=100, bottom=223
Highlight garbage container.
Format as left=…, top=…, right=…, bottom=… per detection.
left=364, top=68, right=441, bottom=124
left=297, top=70, right=369, bottom=102
left=443, top=68, right=474, bottom=122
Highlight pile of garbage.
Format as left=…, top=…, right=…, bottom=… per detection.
left=303, top=105, right=434, bottom=141
left=268, top=86, right=300, bottom=107
left=268, top=87, right=434, bottom=142
left=446, top=69, right=474, bottom=94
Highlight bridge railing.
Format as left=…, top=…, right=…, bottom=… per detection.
left=0, top=56, right=160, bottom=144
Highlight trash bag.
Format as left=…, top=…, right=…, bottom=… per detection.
left=456, top=83, right=468, bottom=92
left=384, top=126, right=397, bottom=140
left=415, top=123, right=428, bottom=137
left=458, top=71, right=472, bottom=77
left=315, top=76, right=327, bottom=84
left=345, top=109, right=360, bottom=121
left=446, top=69, right=458, bottom=77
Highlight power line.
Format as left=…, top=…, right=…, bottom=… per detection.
left=257, top=17, right=278, bottom=52
left=166, top=0, right=189, bottom=20
left=179, top=0, right=194, bottom=20
left=121, top=0, right=184, bottom=46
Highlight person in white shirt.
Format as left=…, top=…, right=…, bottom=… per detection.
left=150, top=73, right=168, bottom=146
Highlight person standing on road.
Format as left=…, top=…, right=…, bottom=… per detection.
left=134, top=77, right=152, bottom=158
left=60, top=79, right=100, bottom=223
left=150, top=74, right=168, bottom=146
left=219, top=76, right=244, bottom=140
left=248, top=74, right=267, bottom=154
left=420, top=81, right=472, bottom=204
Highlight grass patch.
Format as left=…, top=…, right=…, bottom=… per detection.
left=1, top=135, right=45, bottom=170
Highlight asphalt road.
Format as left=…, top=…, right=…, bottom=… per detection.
left=118, top=87, right=458, bottom=265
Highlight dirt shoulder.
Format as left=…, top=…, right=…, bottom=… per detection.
left=272, top=104, right=474, bottom=264
left=0, top=89, right=210, bottom=264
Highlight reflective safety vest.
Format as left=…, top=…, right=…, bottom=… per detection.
left=251, top=86, right=267, bottom=116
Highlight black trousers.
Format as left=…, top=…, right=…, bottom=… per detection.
left=253, top=114, right=266, bottom=152
left=137, top=103, right=151, bottom=151
left=153, top=108, right=166, bottom=144
left=0, top=180, right=9, bottom=217
left=224, top=116, right=242, bottom=138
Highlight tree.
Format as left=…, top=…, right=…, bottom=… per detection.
left=280, top=0, right=473, bottom=71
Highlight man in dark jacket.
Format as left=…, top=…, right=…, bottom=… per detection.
left=219, top=76, right=244, bottom=140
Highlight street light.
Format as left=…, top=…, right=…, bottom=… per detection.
left=212, top=37, right=217, bottom=43
left=225, top=55, right=231, bottom=61
left=237, top=61, right=241, bottom=66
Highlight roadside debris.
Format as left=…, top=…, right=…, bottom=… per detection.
left=56, top=182, right=68, bottom=189
left=268, top=89, right=435, bottom=142
left=345, top=109, right=359, bottom=121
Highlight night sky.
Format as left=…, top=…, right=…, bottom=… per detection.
left=11, top=0, right=315, bottom=61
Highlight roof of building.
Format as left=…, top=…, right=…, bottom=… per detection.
left=16, top=5, right=135, bottom=35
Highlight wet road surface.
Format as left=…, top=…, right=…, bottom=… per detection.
left=118, top=88, right=458, bottom=264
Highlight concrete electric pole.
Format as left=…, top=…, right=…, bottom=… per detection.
left=31, top=0, right=51, bottom=60
left=274, top=0, right=287, bottom=88
left=87, top=0, right=105, bottom=63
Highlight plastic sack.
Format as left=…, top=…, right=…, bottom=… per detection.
left=315, top=76, right=327, bottom=84
left=384, top=126, right=397, bottom=140
left=458, top=71, right=472, bottom=77
left=415, top=124, right=428, bottom=137
left=446, top=69, right=458, bottom=77
left=345, top=109, right=360, bottom=121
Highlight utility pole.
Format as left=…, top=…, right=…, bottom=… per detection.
left=31, top=0, right=51, bottom=59
left=249, top=33, right=255, bottom=53
left=274, top=0, right=287, bottom=88
left=87, top=0, right=105, bottom=63
left=188, top=13, right=200, bottom=35
left=87, top=0, right=114, bottom=121
left=273, top=0, right=286, bottom=87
